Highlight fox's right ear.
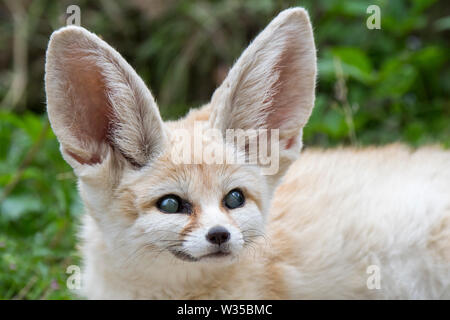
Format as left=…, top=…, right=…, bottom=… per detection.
left=45, top=26, right=166, bottom=171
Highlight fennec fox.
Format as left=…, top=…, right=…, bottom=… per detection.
left=45, top=8, right=450, bottom=299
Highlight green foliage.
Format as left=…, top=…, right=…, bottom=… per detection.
left=0, top=0, right=448, bottom=299
left=0, top=112, right=81, bottom=299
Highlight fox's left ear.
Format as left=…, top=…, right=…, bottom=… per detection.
left=210, top=8, right=316, bottom=157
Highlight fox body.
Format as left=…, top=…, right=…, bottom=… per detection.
left=45, top=8, right=450, bottom=299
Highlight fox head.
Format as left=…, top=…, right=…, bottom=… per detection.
left=45, top=8, right=316, bottom=265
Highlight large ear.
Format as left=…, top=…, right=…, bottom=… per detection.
left=209, top=8, right=316, bottom=159
left=45, top=26, right=166, bottom=170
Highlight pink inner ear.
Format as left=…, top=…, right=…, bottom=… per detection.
left=66, top=149, right=102, bottom=165
left=68, top=59, right=112, bottom=143
left=62, top=54, right=115, bottom=164
left=285, top=136, right=296, bottom=150
left=265, top=40, right=305, bottom=132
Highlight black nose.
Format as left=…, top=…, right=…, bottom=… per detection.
left=206, top=226, right=230, bottom=245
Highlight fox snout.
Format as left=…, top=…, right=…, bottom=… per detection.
left=177, top=217, right=245, bottom=262
left=206, top=225, right=231, bottom=246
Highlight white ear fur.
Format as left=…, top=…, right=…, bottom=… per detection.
left=210, top=8, right=316, bottom=150
left=45, top=26, right=166, bottom=169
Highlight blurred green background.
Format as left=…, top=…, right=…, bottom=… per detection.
left=0, top=0, right=449, bottom=299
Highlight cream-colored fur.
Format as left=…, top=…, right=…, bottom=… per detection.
left=45, top=8, right=450, bottom=299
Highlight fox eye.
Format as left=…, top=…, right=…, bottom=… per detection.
left=157, top=195, right=180, bottom=213
left=224, top=189, right=245, bottom=209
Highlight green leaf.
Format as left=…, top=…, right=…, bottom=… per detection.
left=331, top=47, right=375, bottom=83
left=1, top=195, right=42, bottom=221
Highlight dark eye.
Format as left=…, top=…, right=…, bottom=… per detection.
left=157, top=195, right=181, bottom=213
left=224, top=189, right=245, bottom=209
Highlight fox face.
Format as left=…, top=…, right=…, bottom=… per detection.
left=117, top=151, right=267, bottom=263
left=45, top=9, right=316, bottom=266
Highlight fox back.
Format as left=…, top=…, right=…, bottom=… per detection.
left=45, top=8, right=450, bottom=299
